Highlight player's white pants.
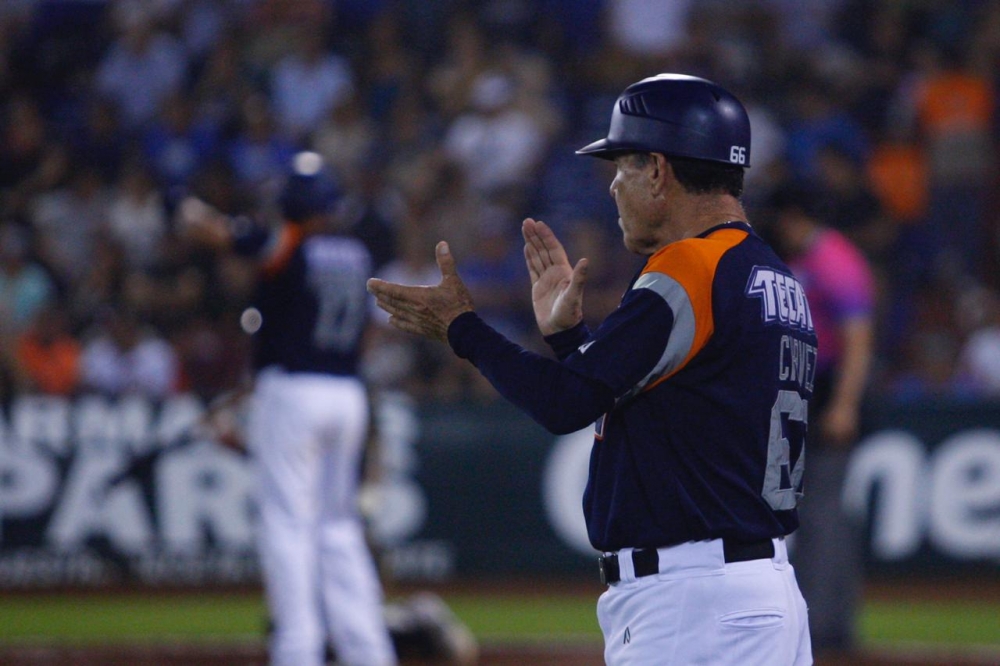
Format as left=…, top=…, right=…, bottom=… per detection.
left=250, top=368, right=397, bottom=666
left=597, top=538, right=812, bottom=665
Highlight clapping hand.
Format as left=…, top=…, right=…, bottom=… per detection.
left=522, top=218, right=588, bottom=336
left=367, top=241, right=474, bottom=342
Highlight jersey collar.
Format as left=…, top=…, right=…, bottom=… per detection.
left=696, top=220, right=752, bottom=238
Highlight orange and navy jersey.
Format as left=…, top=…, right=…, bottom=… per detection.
left=235, top=222, right=372, bottom=376
left=449, top=222, right=817, bottom=552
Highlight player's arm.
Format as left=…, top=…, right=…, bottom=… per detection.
left=448, top=285, right=674, bottom=433
left=177, top=196, right=295, bottom=271
left=177, top=197, right=238, bottom=249
left=823, top=315, right=873, bottom=446
left=446, top=312, right=615, bottom=433
left=368, top=243, right=672, bottom=433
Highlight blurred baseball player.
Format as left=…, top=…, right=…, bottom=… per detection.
left=368, top=74, right=815, bottom=665
left=182, top=152, right=396, bottom=666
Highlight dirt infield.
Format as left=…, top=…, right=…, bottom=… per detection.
left=3, top=640, right=1000, bottom=666
left=0, top=642, right=602, bottom=665
left=0, top=641, right=609, bottom=665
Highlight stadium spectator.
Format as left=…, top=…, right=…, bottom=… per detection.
left=763, top=0, right=849, bottom=51
left=94, top=4, right=188, bottom=132
left=68, top=97, right=129, bottom=185
left=118, top=243, right=209, bottom=337
left=397, top=157, right=480, bottom=266
left=190, top=30, right=259, bottom=131
left=955, top=285, right=1000, bottom=399
left=812, top=144, right=891, bottom=262
left=0, top=93, right=68, bottom=218
left=741, top=95, right=789, bottom=196
left=889, top=328, right=979, bottom=402
left=441, top=70, right=551, bottom=204
left=241, top=0, right=331, bottom=71
left=782, top=73, right=870, bottom=185
left=358, top=7, right=417, bottom=124
left=560, top=218, right=642, bottom=329
left=0, top=223, right=55, bottom=337
left=866, top=130, right=929, bottom=229
left=268, top=21, right=354, bottom=141
left=141, top=92, right=221, bottom=203
left=604, top=0, right=694, bottom=63
left=171, top=311, right=251, bottom=400
left=224, top=93, right=296, bottom=207
left=78, top=305, right=180, bottom=400
left=28, top=161, right=110, bottom=288
left=12, top=301, right=81, bottom=396
left=313, top=90, right=379, bottom=192
left=899, top=41, right=996, bottom=277
left=426, top=12, right=490, bottom=121
left=175, top=0, right=228, bottom=65
left=106, top=158, right=169, bottom=270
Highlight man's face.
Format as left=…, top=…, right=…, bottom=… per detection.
left=610, top=153, right=659, bottom=254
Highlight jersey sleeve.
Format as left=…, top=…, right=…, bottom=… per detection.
left=556, top=287, right=679, bottom=397
left=448, top=312, right=616, bottom=434
left=447, top=286, right=677, bottom=433
left=543, top=322, right=591, bottom=360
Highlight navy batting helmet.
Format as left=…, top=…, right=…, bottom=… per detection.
left=577, top=74, right=751, bottom=167
left=278, top=151, right=341, bottom=223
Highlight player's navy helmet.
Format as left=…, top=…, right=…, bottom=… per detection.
left=278, top=151, right=341, bottom=222
left=577, top=74, right=751, bottom=167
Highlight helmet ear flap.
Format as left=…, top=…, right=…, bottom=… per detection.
left=577, top=74, right=752, bottom=168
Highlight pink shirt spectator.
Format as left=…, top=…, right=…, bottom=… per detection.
left=789, top=228, right=875, bottom=374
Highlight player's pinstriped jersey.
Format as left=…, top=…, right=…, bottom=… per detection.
left=449, top=221, right=818, bottom=553
left=237, top=223, right=371, bottom=376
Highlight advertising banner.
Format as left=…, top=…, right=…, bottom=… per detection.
left=1, top=392, right=997, bottom=587
left=0, top=393, right=258, bottom=587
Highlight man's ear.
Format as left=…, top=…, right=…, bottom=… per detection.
left=649, top=153, right=672, bottom=196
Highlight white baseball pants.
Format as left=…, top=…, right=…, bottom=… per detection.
left=597, top=538, right=812, bottom=665
left=250, top=369, right=396, bottom=666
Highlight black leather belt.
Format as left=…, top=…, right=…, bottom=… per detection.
left=598, top=538, right=776, bottom=585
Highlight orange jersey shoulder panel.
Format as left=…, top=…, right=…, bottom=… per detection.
left=640, top=227, right=748, bottom=388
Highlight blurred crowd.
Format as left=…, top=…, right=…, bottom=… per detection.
left=0, top=0, right=999, bottom=406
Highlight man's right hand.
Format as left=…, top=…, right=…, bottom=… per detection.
left=522, top=218, right=588, bottom=336
left=367, top=241, right=474, bottom=342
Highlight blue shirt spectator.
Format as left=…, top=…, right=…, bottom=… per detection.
left=142, top=93, right=220, bottom=199
left=94, top=8, right=187, bottom=132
